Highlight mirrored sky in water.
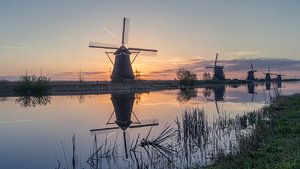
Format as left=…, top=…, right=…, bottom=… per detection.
left=0, top=82, right=299, bottom=168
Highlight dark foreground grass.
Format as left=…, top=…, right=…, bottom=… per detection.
left=205, top=94, right=300, bottom=169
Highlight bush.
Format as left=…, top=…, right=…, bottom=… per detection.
left=15, top=75, right=50, bottom=95
left=176, top=67, right=197, bottom=87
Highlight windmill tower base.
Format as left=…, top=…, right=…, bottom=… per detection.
left=213, top=66, right=225, bottom=80
left=276, top=75, right=282, bottom=82
left=247, top=71, right=255, bottom=81
left=265, top=73, right=271, bottom=82
left=111, top=52, right=135, bottom=82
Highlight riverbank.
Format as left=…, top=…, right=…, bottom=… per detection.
left=205, top=94, right=300, bottom=169
left=1, top=79, right=299, bottom=97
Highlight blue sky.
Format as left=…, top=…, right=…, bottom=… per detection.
left=0, top=0, right=300, bottom=80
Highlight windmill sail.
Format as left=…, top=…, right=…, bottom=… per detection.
left=89, top=41, right=118, bottom=50
left=122, top=17, right=130, bottom=45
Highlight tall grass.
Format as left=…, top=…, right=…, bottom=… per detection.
left=58, top=107, right=272, bottom=169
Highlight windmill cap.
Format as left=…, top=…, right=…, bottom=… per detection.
left=114, top=46, right=130, bottom=55
left=115, top=120, right=132, bottom=130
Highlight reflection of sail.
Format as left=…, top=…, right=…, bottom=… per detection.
left=90, top=92, right=158, bottom=159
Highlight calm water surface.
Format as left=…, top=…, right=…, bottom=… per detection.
left=0, top=82, right=300, bottom=169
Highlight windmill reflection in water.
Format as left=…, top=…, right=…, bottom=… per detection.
left=204, top=84, right=226, bottom=114
left=90, top=92, right=159, bottom=159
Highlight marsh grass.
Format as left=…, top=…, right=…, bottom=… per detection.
left=55, top=95, right=299, bottom=169
left=206, top=94, right=300, bottom=169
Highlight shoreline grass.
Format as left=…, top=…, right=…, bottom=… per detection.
left=205, top=94, right=300, bottom=169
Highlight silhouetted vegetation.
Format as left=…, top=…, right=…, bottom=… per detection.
left=134, top=69, right=142, bottom=81
left=15, top=75, right=50, bottom=95
left=15, top=95, right=51, bottom=108
left=202, top=72, right=212, bottom=80
left=177, top=88, right=198, bottom=103
left=176, top=67, right=197, bottom=87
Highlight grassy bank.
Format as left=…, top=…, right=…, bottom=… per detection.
left=206, top=94, right=300, bottom=169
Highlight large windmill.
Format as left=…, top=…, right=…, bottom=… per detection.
left=247, top=63, right=257, bottom=82
left=206, top=53, right=225, bottom=80
left=89, top=17, right=157, bottom=82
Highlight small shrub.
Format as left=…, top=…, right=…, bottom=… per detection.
left=15, top=75, right=50, bottom=95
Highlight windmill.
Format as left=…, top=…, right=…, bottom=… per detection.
left=275, top=70, right=286, bottom=82
left=263, top=67, right=276, bottom=82
left=247, top=63, right=257, bottom=82
left=205, top=84, right=225, bottom=114
left=89, top=17, right=157, bottom=82
left=206, top=53, right=225, bottom=80
left=90, top=92, right=159, bottom=158
left=247, top=83, right=257, bottom=102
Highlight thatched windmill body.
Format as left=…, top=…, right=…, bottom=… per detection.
left=247, top=63, right=257, bottom=82
left=206, top=53, right=225, bottom=80
left=89, top=17, right=157, bottom=82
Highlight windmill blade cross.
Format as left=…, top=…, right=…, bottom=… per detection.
left=251, top=63, right=254, bottom=71
left=214, top=53, right=219, bottom=67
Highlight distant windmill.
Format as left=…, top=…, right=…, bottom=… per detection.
left=205, top=84, right=226, bottom=114
left=247, top=83, right=257, bottom=102
left=89, top=17, right=157, bottom=82
left=275, top=70, right=286, bottom=82
left=263, top=67, right=276, bottom=82
left=247, top=63, right=257, bottom=82
left=206, top=53, right=225, bottom=80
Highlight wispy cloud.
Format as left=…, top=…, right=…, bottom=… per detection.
left=224, top=51, right=261, bottom=58
left=53, top=71, right=106, bottom=76
left=145, top=58, right=300, bottom=79
left=104, top=27, right=119, bottom=40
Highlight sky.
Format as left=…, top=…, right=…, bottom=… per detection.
left=0, top=0, right=300, bottom=80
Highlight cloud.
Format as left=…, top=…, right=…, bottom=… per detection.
left=224, top=51, right=261, bottom=58
left=104, top=27, right=119, bottom=40
left=53, top=71, right=106, bottom=76
left=146, top=58, right=300, bottom=78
